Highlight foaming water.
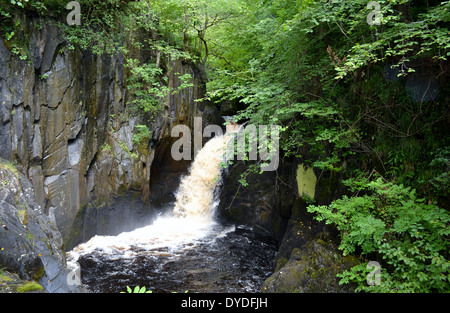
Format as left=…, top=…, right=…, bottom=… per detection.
left=66, top=123, right=275, bottom=293
left=173, top=123, right=240, bottom=220
left=68, top=124, right=239, bottom=257
left=68, top=215, right=226, bottom=260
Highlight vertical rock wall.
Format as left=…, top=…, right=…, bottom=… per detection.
left=0, top=18, right=220, bottom=248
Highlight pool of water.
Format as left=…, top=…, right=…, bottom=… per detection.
left=68, top=222, right=276, bottom=293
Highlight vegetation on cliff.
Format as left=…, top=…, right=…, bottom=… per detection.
left=201, top=0, right=449, bottom=293
left=1, top=0, right=449, bottom=292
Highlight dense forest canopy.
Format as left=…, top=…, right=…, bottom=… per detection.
left=1, top=0, right=449, bottom=292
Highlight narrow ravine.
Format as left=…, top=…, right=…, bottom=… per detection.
left=66, top=124, right=277, bottom=293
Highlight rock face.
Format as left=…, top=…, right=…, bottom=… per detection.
left=0, top=159, right=83, bottom=292
left=262, top=198, right=358, bottom=293
left=262, top=235, right=359, bottom=293
left=218, top=159, right=357, bottom=292
left=218, top=162, right=283, bottom=239
left=0, top=17, right=221, bottom=251
left=0, top=19, right=147, bottom=248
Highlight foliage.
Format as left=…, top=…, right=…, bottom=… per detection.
left=200, top=3, right=450, bottom=293
left=142, top=0, right=248, bottom=63
left=307, top=175, right=450, bottom=292
left=207, top=4, right=444, bottom=128
left=121, top=285, right=153, bottom=293
left=132, top=124, right=152, bottom=145
left=125, top=59, right=193, bottom=115
left=202, top=0, right=449, bottom=204
left=327, top=0, right=450, bottom=79
left=423, top=147, right=450, bottom=204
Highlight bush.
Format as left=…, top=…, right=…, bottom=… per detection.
left=307, top=176, right=450, bottom=292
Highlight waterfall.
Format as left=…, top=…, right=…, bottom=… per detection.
left=65, top=123, right=277, bottom=293
left=173, top=123, right=239, bottom=221
left=67, top=123, right=240, bottom=260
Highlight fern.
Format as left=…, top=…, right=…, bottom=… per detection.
left=308, top=176, right=450, bottom=293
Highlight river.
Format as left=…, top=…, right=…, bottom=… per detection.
left=66, top=124, right=277, bottom=293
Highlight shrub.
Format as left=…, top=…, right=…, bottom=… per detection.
left=121, top=286, right=153, bottom=293
left=307, top=176, right=450, bottom=292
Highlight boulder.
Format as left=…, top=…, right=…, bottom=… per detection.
left=262, top=233, right=359, bottom=293
left=0, top=270, right=45, bottom=293
left=218, top=162, right=280, bottom=238
left=218, top=157, right=357, bottom=293
left=260, top=162, right=358, bottom=293
left=273, top=198, right=324, bottom=269
left=0, top=158, right=83, bottom=292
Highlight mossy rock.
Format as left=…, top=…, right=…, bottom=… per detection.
left=0, top=157, right=84, bottom=293
left=17, top=281, right=44, bottom=293
left=0, top=271, right=45, bottom=293
left=262, top=234, right=359, bottom=293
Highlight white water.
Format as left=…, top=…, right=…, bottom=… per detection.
left=67, top=124, right=240, bottom=264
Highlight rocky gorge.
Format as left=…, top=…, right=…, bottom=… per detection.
left=0, top=15, right=356, bottom=293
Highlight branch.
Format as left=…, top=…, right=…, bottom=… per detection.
left=210, top=51, right=231, bottom=65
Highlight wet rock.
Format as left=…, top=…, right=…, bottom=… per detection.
left=0, top=270, right=45, bottom=293
left=274, top=198, right=324, bottom=269
left=29, top=19, right=65, bottom=75
left=31, top=124, right=42, bottom=161
left=68, top=138, right=84, bottom=167
left=218, top=162, right=279, bottom=238
left=0, top=122, right=12, bottom=161
left=262, top=234, right=359, bottom=293
left=28, top=166, right=45, bottom=208
left=0, top=158, right=83, bottom=292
